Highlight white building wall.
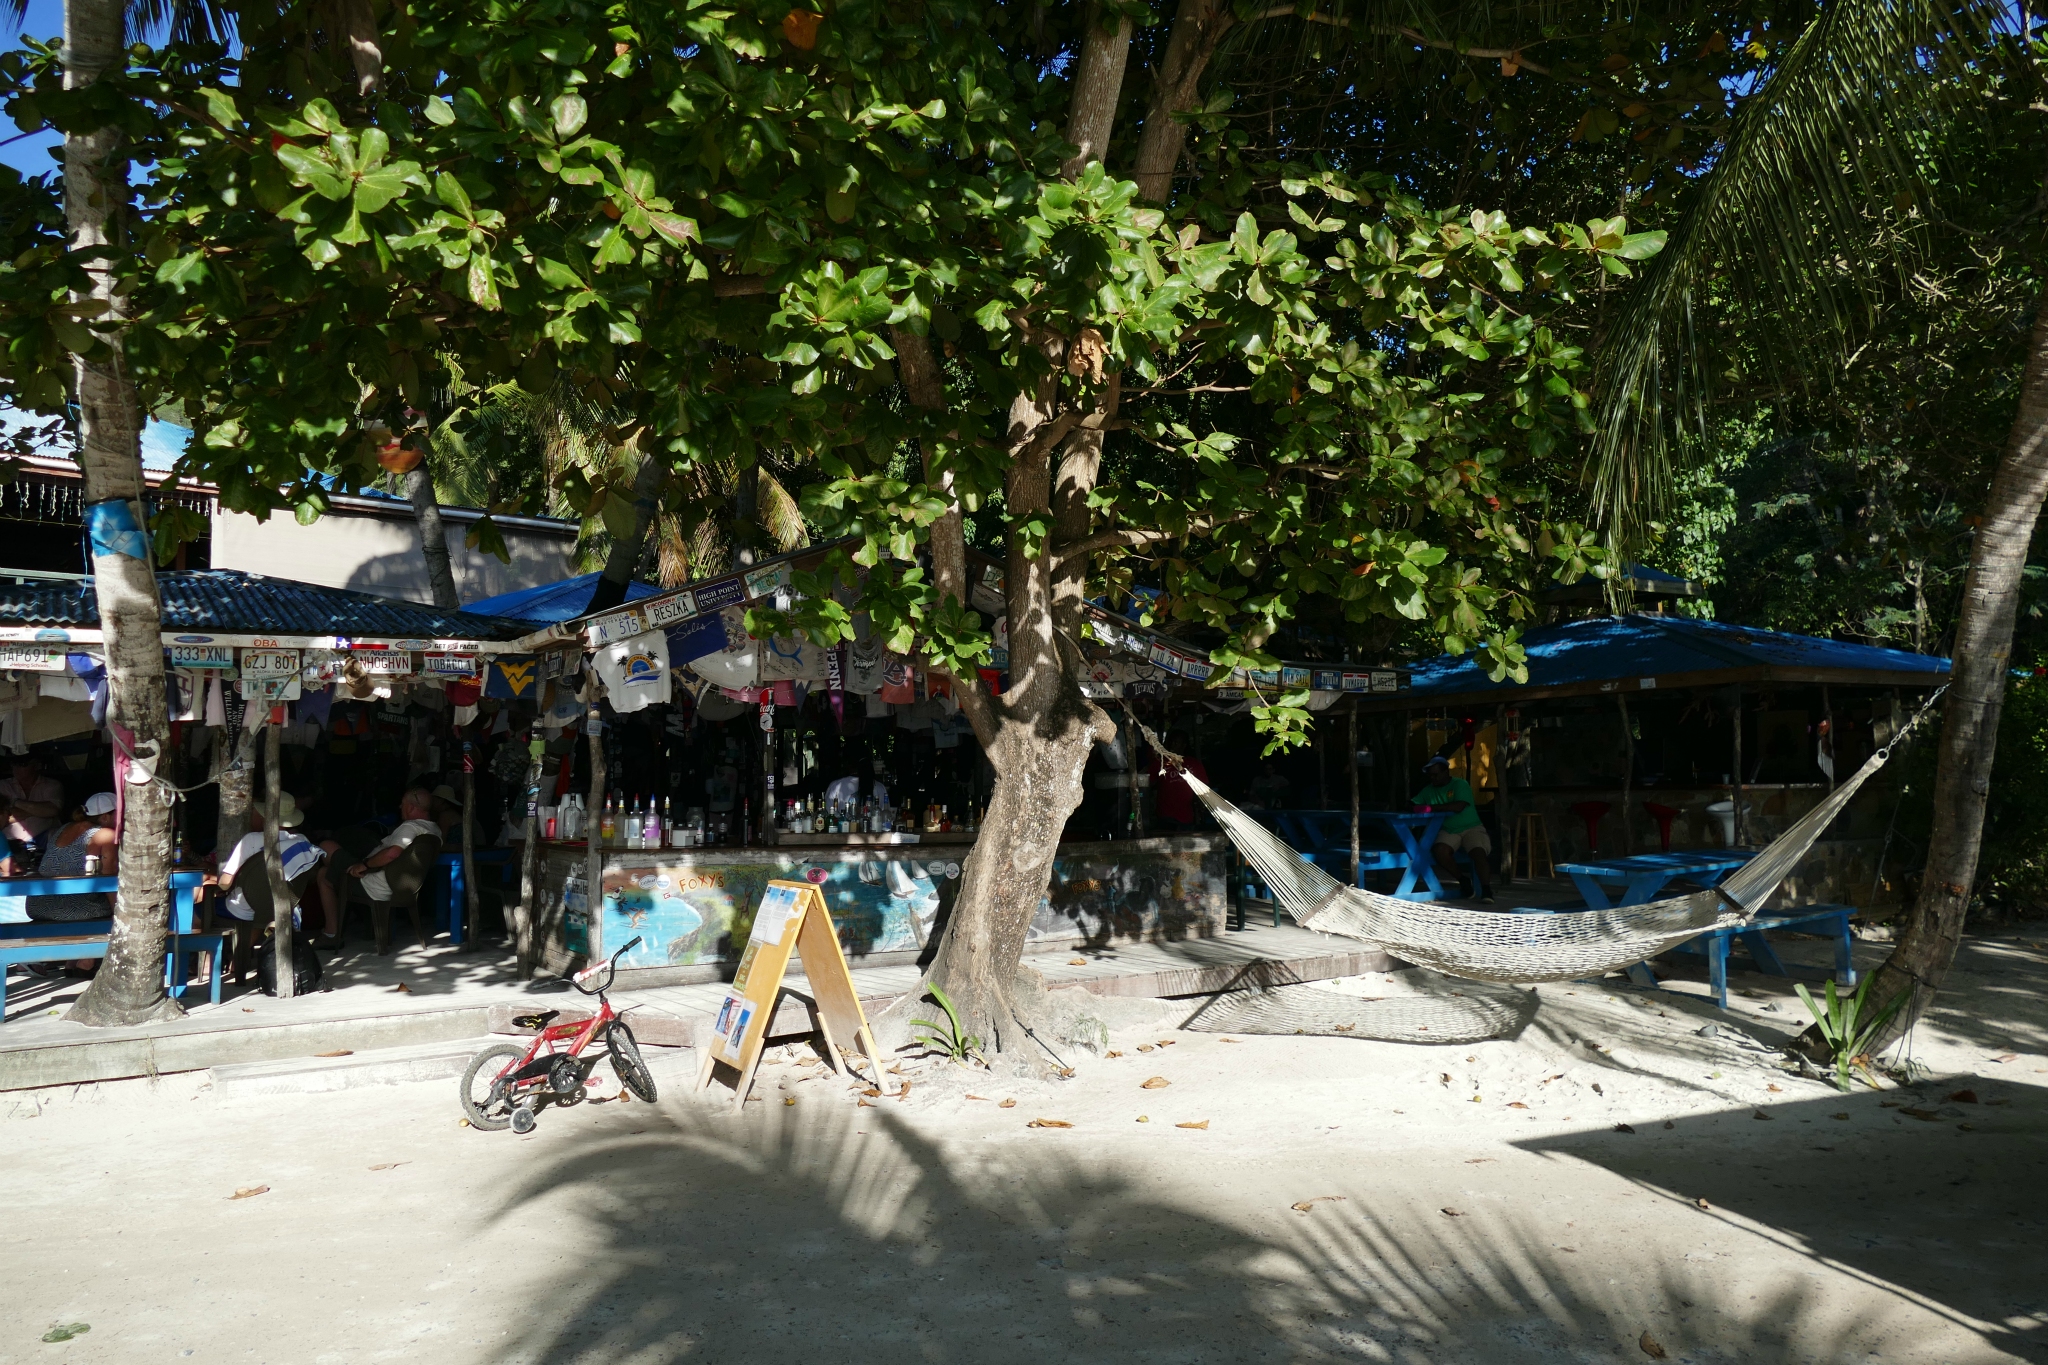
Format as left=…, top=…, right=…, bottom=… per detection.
left=211, top=502, right=578, bottom=608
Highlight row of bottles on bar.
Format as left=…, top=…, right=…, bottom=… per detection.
left=545, top=793, right=988, bottom=848
left=778, top=796, right=979, bottom=836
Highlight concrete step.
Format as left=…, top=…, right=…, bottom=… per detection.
left=210, top=1037, right=496, bottom=1097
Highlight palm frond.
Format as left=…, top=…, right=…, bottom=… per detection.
left=1587, top=0, right=2001, bottom=552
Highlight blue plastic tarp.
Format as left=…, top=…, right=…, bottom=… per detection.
left=465, top=573, right=660, bottom=624
left=1402, top=614, right=1948, bottom=703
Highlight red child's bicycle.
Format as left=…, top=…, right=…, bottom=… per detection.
left=459, top=936, right=658, bottom=1133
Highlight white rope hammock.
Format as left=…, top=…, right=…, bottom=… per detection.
left=1158, top=694, right=1938, bottom=986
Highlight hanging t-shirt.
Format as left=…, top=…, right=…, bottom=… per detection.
left=220, top=830, right=325, bottom=921
left=595, top=630, right=671, bottom=713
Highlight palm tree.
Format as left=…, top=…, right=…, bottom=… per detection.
left=1586, top=0, right=2041, bottom=1044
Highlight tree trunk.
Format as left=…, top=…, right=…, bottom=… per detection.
left=212, top=723, right=258, bottom=862
left=63, top=0, right=181, bottom=1027
left=1061, top=5, right=1134, bottom=177
left=1864, top=285, right=2048, bottom=1047
left=586, top=447, right=662, bottom=613
left=338, top=0, right=383, bottom=97
left=405, top=463, right=462, bottom=611
left=1131, top=0, right=1235, bottom=203
left=263, top=718, right=295, bottom=999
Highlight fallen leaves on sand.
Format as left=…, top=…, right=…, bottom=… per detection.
left=230, top=1186, right=269, bottom=1200
left=1291, top=1196, right=1346, bottom=1213
left=315, top=1049, right=354, bottom=1057
left=896, top=1081, right=913, bottom=1101
left=1176, top=1120, right=1209, bottom=1130
left=1069, top=959, right=1088, bottom=966
left=1614, top=1123, right=1636, bottom=1134
left=1157, top=1040, right=1176, bottom=1046
left=1136, top=1115, right=1150, bottom=1123
left=1766, top=1083, right=1783, bottom=1093
left=1899, top=1106, right=1946, bottom=1121
left=1334, top=1023, right=1356, bottom=1032
left=966, top=1094, right=990, bottom=1101
left=1028, top=1117, right=1074, bottom=1129
left=1141, top=1076, right=1171, bottom=1090
left=862, top=1087, right=882, bottom=1097
left=784, top=1097, right=796, bottom=1106
left=1752, top=1109, right=1774, bottom=1121
left=1220, top=1038, right=1240, bottom=1043
left=1639, top=1330, right=1668, bottom=1359
left=1991, top=1053, right=2018, bottom=1063
left=393, top=983, right=413, bottom=994
left=1663, top=1120, right=1675, bottom=1129
left=1106, top=1050, right=1124, bottom=1058
left=999, top=1098, right=1017, bottom=1108
left=1507, top=1102, right=1529, bottom=1109
left=858, top=1099, right=874, bottom=1108
left=368, top=1162, right=407, bottom=1171
left=1440, top=1207, right=1466, bottom=1217
left=1944, top=1088, right=1979, bottom=1104
left=41, top=1324, right=89, bottom=1343
left=1137, top=1044, right=1155, bottom=1053
left=1694, top=1197, right=1711, bottom=1210
left=1465, top=1158, right=1496, bottom=1164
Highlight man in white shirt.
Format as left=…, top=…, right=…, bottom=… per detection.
left=0, top=753, right=65, bottom=866
left=324, top=787, right=439, bottom=903
left=217, top=793, right=334, bottom=939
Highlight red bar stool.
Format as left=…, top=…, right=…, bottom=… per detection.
left=1569, top=800, right=1610, bottom=855
left=1643, top=801, right=1679, bottom=853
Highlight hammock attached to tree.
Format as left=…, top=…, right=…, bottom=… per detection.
left=1156, top=695, right=1937, bottom=986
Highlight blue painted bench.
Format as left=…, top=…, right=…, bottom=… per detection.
left=1, top=871, right=221, bottom=1021
left=1, top=922, right=226, bottom=1018
left=1665, top=903, right=1858, bottom=1010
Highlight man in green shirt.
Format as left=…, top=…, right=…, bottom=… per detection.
left=1415, top=755, right=1494, bottom=902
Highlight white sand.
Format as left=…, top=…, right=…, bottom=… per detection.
left=4, top=931, right=2045, bottom=1363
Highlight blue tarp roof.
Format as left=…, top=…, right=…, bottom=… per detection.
left=466, top=572, right=660, bottom=624
left=0, top=570, right=533, bottom=641
left=1395, top=614, right=1948, bottom=706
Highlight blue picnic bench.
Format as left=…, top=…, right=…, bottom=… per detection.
left=1665, top=903, right=1858, bottom=1010
left=1241, top=809, right=1444, bottom=924
left=0, top=871, right=219, bottom=1021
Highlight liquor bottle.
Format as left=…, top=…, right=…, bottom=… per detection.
left=643, top=799, right=660, bottom=848
left=599, top=798, right=615, bottom=845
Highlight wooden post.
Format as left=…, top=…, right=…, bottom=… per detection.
left=262, top=715, right=294, bottom=999
left=1317, top=722, right=1328, bottom=810
left=1731, top=684, right=1745, bottom=846
left=1821, top=683, right=1835, bottom=791
left=460, top=734, right=478, bottom=949
left=583, top=674, right=607, bottom=963
left=1616, top=693, right=1634, bottom=855
left=1348, top=701, right=1361, bottom=888
left=1494, top=702, right=1511, bottom=885
left=513, top=729, right=543, bottom=975
left=1125, top=707, right=1141, bottom=838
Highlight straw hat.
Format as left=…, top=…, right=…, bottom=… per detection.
left=276, top=793, right=306, bottom=827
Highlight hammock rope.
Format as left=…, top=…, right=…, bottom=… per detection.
left=1137, top=688, right=1943, bottom=985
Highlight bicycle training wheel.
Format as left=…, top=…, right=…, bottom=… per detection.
left=608, top=1021, right=658, bottom=1102
left=459, top=1043, right=526, bottom=1131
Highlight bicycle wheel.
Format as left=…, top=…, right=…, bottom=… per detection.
left=607, top=1021, right=658, bottom=1102
left=459, top=1043, right=527, bottom=1131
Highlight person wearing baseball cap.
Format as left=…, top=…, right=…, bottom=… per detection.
left=20, top=794, right=121, bottom=972
left=1415, top=754, right=1494, bottom=903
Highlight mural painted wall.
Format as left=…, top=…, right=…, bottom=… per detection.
left=542, top=837, right=1229, bottom=971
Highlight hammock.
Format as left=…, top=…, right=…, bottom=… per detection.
left=1167, top=696, right=1936, bottom=986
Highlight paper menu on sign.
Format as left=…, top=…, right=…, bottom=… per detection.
left=748, top=882, right=802, bottom=946
left=731, top=939, right=762, bottom=992
left=711, top=990, right=756, bottom=1063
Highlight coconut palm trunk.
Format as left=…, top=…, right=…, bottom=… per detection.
left=62, top=0, right=180, bottom=1026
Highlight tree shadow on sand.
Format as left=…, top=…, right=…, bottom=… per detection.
left=484, top=1095, right=1934, bottom=1365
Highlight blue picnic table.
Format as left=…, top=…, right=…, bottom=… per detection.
left=0, top=870, right=217, bottom=1020
left=1552, top=850, right=1857, bottom=1007
left=1256, top=809, right=1449, bottom=901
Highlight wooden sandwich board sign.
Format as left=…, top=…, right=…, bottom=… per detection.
left=694, top=879, right=884, bottom=1108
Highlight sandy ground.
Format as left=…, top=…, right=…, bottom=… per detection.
left=3, top=931, right=2046, bottom=1365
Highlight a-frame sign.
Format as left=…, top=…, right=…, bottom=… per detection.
left=694, top=880, right=885, bottom=1108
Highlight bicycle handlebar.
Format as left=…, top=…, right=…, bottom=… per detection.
left=571, top=936, right=644, bottom=995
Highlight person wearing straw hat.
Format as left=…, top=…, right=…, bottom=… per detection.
left=217, top=793, right=336, bottom=943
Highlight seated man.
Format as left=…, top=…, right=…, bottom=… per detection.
left=322, top=787, right=439, bottom=914
left=0, top=753, right=66, bottom=873
left=1415, top=754, right=1494, bottom=903
left=217, top=793, right=332, bottom=941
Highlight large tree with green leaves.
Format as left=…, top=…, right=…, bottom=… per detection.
left=3, top=0, right=1671, bottom=1049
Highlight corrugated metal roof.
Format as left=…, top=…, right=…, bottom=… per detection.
left=0, top=570, right=533, bottom=641
left=1394, top=613, right=1948, bottom=706
left=466, top=572, right=660, bottom=624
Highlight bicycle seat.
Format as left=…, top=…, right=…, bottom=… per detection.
left=513, top=1010, right=560, bottom=1030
